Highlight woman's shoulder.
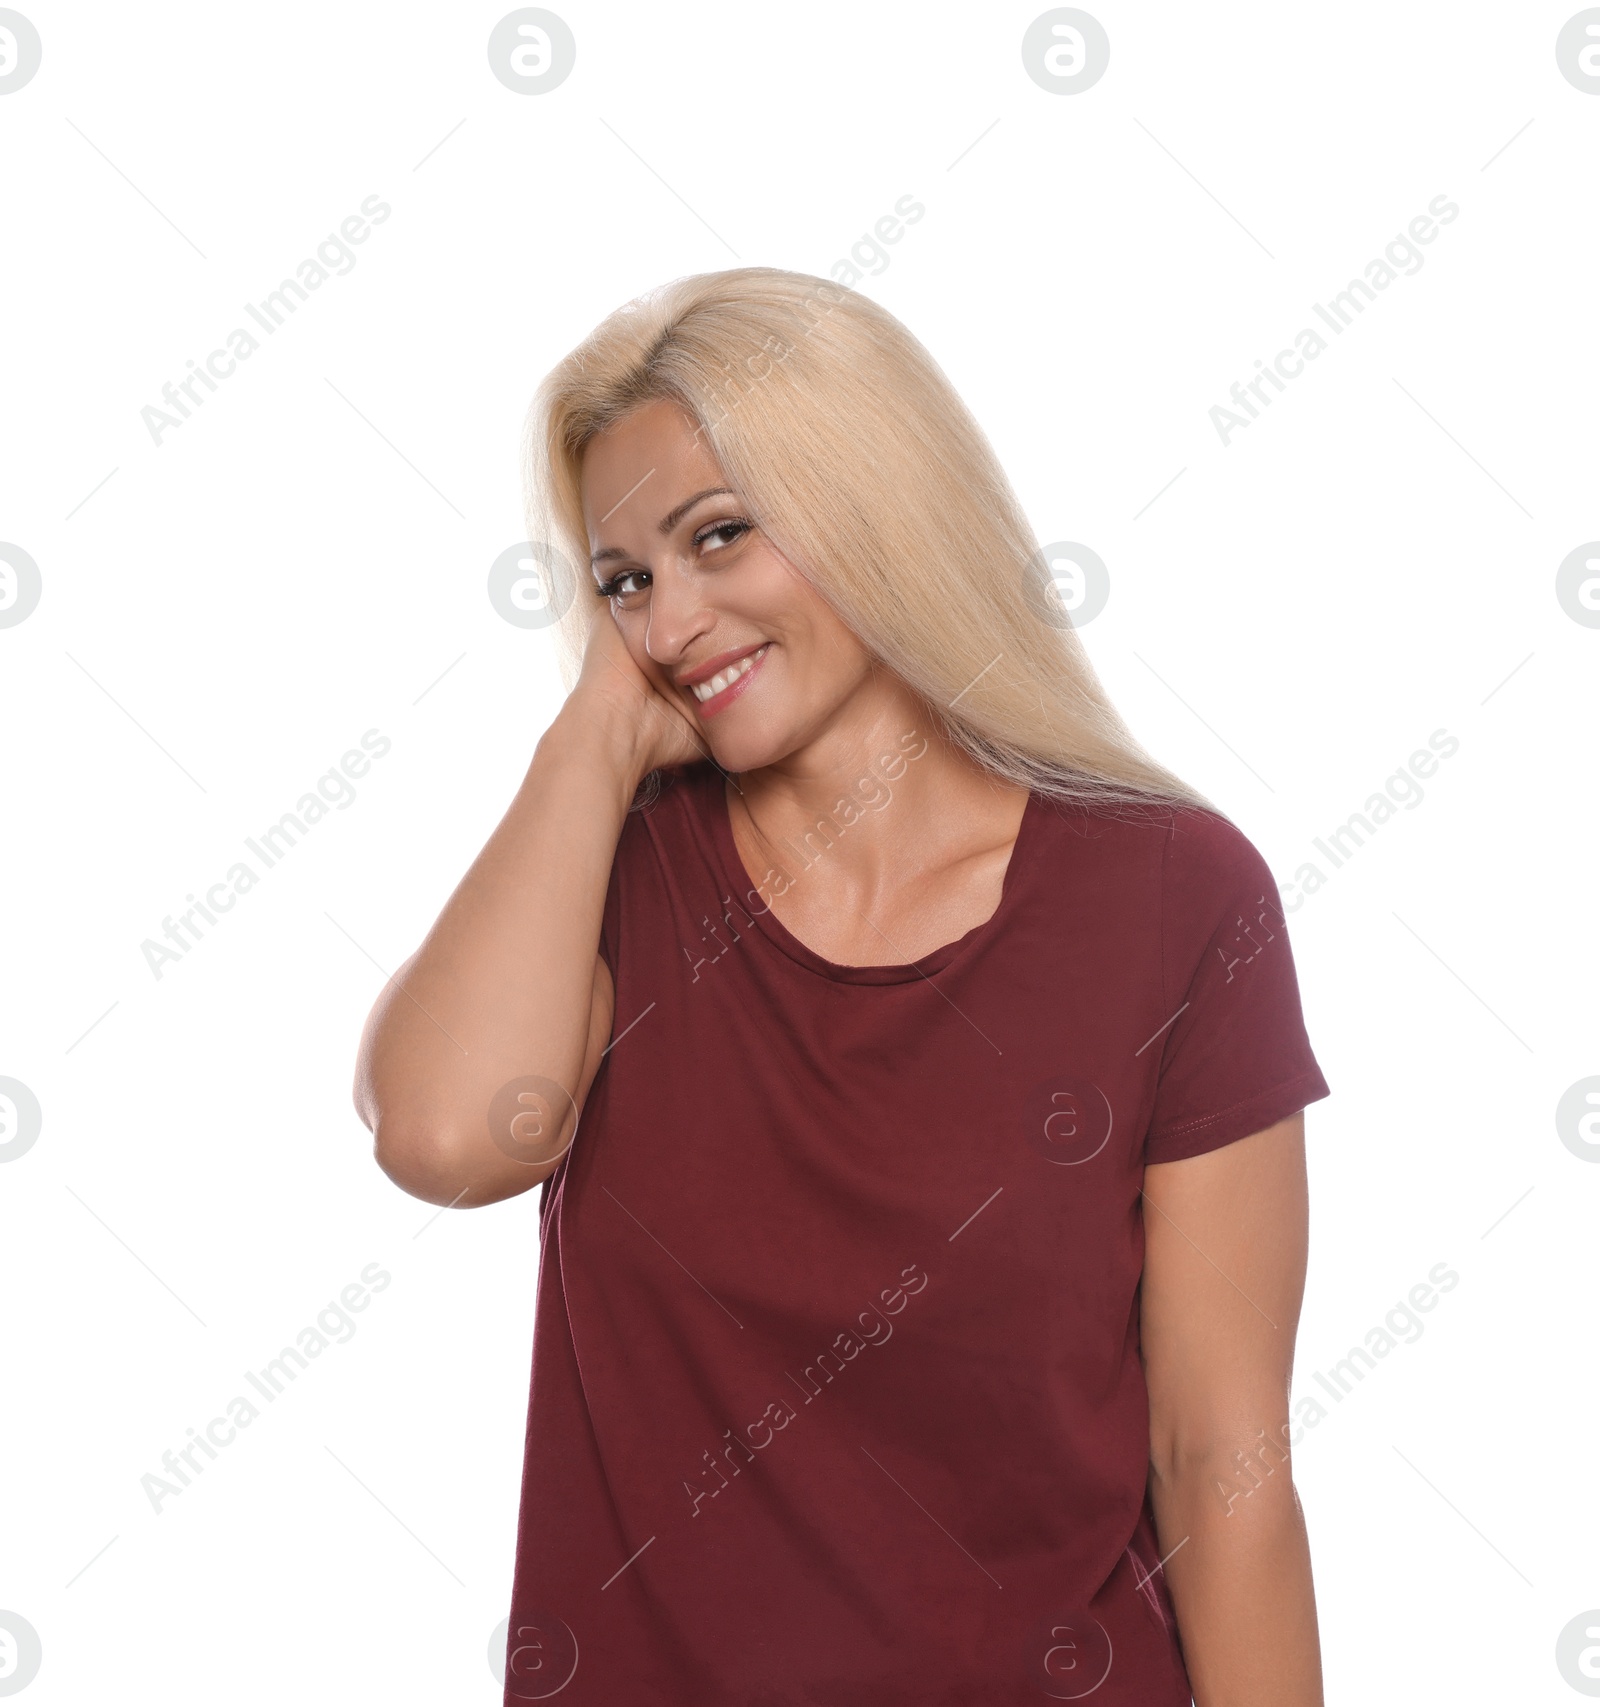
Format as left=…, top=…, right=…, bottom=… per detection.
left=1035, top=792, right=1276, bottom=920
left=1031, top=795, right=1296, bottom=1030
left=628, top=761, right=719, bottom=821
left=611, top=761, right=721, bottom=857
left=1158, top=802, right=1279, bottom=919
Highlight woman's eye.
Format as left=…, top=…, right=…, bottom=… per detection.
left=696, top=519, right=750, bottom=554
left=596, top=568, right=651, bottom=601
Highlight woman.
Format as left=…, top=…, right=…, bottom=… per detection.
left=354, top=268, right=1331, bottom=1705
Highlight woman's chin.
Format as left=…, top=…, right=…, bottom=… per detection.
left=698, top=720, right=794, bottom=776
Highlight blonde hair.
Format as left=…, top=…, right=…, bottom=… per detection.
left=521, top=266, right=1219, bottom=819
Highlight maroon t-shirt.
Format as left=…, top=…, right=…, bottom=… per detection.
left=503, top=760, right=1330, bottom=1705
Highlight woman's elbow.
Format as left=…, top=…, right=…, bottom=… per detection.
left=370, top=1117, right=469, bottom=1206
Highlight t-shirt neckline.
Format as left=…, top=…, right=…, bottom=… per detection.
left=703, top=766, right=1041, bottom=985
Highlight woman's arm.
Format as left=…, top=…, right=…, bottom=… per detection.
left=1140, top=1112, right=1324, bottom=1707
left=352, top=614, right=703, bottom=1208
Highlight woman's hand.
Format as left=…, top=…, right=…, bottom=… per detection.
left=563, top=600, right=709, bottom=785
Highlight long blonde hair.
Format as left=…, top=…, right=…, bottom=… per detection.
left=522, top=266, right=1218, bottom=819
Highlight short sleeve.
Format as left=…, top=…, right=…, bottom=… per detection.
left=1143, top=809, right=1331, bottom=1165
left=596, top=783, right=665, bottom=980
left=596, top=828, right=626, bottom=980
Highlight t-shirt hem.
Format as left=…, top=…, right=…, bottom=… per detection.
left=1143, top=1066, right=1331, bottom=1165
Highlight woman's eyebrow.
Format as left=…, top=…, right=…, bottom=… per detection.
left=590, top=487, right=734, bottom=566
left=656, top=486, right=734, bottom=535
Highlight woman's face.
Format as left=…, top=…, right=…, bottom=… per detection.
left=580, top=397, right=879, bottom=774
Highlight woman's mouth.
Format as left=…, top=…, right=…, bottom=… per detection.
left=686, top=643, right=772, bottom=717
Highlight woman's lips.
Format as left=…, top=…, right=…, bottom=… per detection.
left=687, top=643, right=771, bottom=718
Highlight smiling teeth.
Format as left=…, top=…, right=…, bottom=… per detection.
left=692, top=645, right=768, bottom=702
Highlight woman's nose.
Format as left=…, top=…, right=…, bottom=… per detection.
left=643, top=555, right=712, bottom=666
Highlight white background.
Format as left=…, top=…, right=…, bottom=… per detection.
left=2, top=2, right=1597, bottom=1701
